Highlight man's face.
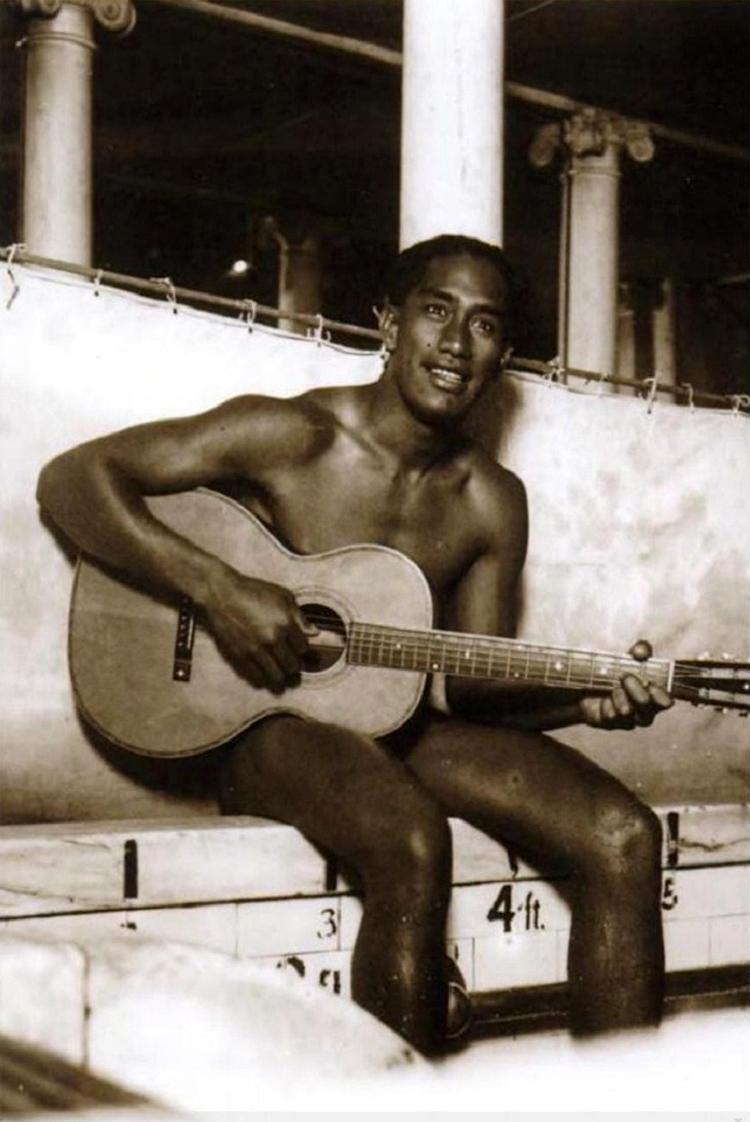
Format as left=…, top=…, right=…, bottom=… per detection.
left=384, top=252, right=508, bottom=426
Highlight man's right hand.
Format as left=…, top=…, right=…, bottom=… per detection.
left=202, top=568, right=317, bottom=692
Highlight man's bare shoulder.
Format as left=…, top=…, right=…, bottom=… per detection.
left=461, top=441, right=526, bottom=507
left=459, top=441, right=528, bottom=549
left=206, top=390, right=340, bottom=463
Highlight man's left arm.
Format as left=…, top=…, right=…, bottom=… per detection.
left=449, top=675, right=674, bottom=733
left=443, top=478, right=673, bottom=733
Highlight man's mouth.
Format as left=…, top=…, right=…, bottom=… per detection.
left=427, top=365, right=468, bottom=393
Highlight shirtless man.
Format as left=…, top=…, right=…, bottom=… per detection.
left=37, top=235, right=672, bottom=1056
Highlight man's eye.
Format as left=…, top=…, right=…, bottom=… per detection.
left=472, top=317, right=497, bottom=336
left=425, top=303, right=447, bottom=318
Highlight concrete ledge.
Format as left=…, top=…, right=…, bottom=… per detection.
left=1, top=805, right=747, bottom=997
left=0, top=816, right=329, bottom=917
left=1, top=805, right=747, bottom=919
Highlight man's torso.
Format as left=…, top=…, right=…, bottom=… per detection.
left=218, top=385, right=512, bottom=607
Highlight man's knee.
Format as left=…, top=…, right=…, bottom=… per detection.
left=360, top=801, right=452, bottom=889
left=399, top=806, right=452, bottom=874
left=583, top=796, right=662, bottom=880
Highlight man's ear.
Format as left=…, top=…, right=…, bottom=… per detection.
left=378, top=302, right=400, bottom=352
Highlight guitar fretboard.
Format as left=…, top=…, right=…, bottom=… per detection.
left=347, top=623, right=673, bottom=691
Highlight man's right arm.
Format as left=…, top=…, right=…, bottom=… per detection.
left=36, top=395, right=319, bottom=689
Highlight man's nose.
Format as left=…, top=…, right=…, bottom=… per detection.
left=440, top=315, right=471, bottom=356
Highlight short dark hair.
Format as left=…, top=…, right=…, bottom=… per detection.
left=383, top=234, right=517, bottom=310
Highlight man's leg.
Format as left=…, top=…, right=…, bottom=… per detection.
left=218, top=715, right=452, bottom=1055
left=404, top=714, right=664, bottom=1035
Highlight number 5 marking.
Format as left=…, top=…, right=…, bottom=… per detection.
left=662, top=875, right=679, bottom=911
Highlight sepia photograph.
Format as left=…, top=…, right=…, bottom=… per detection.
left=1, top=0, right=749, bottom=1115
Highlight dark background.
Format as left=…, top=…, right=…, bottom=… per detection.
left=1, top=0, right=748, bottom=390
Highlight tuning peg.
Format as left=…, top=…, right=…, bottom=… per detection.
left=629, top=639, right=653, bottom=662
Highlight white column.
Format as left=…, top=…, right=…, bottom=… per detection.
left=23, top=2, right=95, bottom=265
left=258, top=217, right=322, bottom=335
left=652, top=277, right=678, bottom=386
left=566, top=135, right=621, bottom=376
left=278, top=236, right=322, bottom=335
left=616, top=283, right=636, bottom=390
left=530, top=110, right=654, bottom=378
left=17, top=0, right=135, bottom=267
left=400, top=0, right=505, bottom=249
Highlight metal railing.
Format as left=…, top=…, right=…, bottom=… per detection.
left=2, top=245, right=748, bottom=414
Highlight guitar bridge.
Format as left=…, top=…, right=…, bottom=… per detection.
left=173, top=596, right=196, bottom=682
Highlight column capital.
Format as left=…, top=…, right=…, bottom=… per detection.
left=530, top=108, right=654, bottom=169
left=5, top=0, right=136, bottom=35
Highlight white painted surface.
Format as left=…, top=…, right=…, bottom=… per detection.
left=566, top=145, right=621, bottom=375
left=22, top=5, right=95, bottom=265
left=400, top=0, right=504, bottom=247
left=1, top=265, right=749, bottom=820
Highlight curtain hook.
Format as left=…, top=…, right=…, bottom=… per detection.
left=680, top=381, right=695, bottom=413
left=150, top=276, right=178, bottom=314
left=583, top=364, right=608, bottom=395
left=3, top=242, right=25, bottom=310
left=242, top=299, right=257, bottom=332
left=5, top=242, right=25, bottom=267
left=545, top=355, right=564, bottom=386
left=640, top=375, right=659, bottom=415
left=377, top=340, right=389, bottom=372
left=310, top=313, right=326, bottom=345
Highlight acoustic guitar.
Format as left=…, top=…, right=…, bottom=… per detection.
left=69, top=488, right=750, bottom=757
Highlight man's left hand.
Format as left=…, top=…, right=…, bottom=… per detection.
left=579, top=674, right=674, bottom=730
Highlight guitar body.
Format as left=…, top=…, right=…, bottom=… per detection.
left=69, top=490, right=750, bottom=757
left=69, top=489, right=434, bottom=757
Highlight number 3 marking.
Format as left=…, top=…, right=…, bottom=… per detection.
left=317, top=906, right=338, bottom=940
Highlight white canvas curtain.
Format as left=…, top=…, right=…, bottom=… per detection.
left=1, top=263, right=747, bottom=820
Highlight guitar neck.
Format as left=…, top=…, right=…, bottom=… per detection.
left=347, top=623, right=674, bottom=692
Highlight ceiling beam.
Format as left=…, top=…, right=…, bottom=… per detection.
left=143, top=0, right=404, bottom=67
left=141, top=0, right=749, bottom=164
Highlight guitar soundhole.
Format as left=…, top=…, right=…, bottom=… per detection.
left=300, top=602, right=347, bottom=674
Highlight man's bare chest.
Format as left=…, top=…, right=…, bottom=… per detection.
left=239, top=457, right=481, bottom=597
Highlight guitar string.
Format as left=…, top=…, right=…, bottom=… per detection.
left=316, top=640, right=668, bottom=687
left=305, top=610, right=650, bottom=665
left=264, top=630, right=746, bottom=701
left=303, top=614, right=744, bottom=672
left=301, top=614, right=747, bottom=691
left=326, top=619, right=670, bottom=670
left=302, top=609, right=749, bottom=669
left=301, top=651, right=746, bottom=704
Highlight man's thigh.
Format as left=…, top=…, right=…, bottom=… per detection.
left=402, top=713, right=650, bottom=871
left=219, top=714, right=445, bottom=862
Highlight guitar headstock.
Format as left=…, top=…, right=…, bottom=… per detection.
left=673, top=656, right=750, bottom=714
